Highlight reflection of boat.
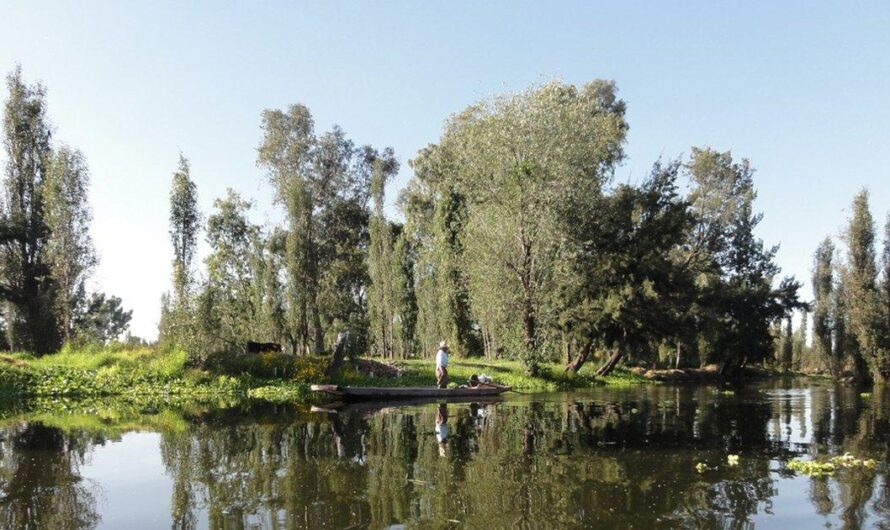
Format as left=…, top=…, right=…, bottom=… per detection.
left=310, top=384, right=511, bottom=400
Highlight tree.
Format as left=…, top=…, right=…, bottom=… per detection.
left=366, top=147, right=399, bottom=357
left=0, top=66, right=59, bottom=354
left=391, top=227, right=419, bottom=358
left=169, top=154, right=199, bottom=304
left=411, top=80, right=628, bottom=372
left=45, top=146, right=97, bottom=342
left=75, top=292, right=132, bottom=342
left=560, top=160, right=692, bottom=375
left=682, top=148, right=802, bottom=374
left=792, top=309, right=809, bottom=371
left=404, top=149, right=476, bottom=359
left=881, top=215, right=890, bottom=368
left=202, top=189, right=262, bottom=351
left=162, top=154, right=201, bottom=355
left=844, top=190, right=884, bottom=382
left=258, top=106, right=385, bottom=355
left=781, top=315, right=793, bottom=372
left=812, top=238, right=836, bottom=374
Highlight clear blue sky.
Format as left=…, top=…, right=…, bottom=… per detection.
left=1, top=1, right=888, bottom=339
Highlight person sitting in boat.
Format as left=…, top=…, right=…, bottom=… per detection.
left=435, top=340, right=449, bottom=389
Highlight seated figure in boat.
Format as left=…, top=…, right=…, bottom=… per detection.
left=435, top=340, right=449, bottom=389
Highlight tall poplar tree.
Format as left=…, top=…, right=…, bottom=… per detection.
left=812, top=238, right=836, bottom=373
left=163, top=154, right=200, bottom=351
left=0, top=67, right=59, bottom=353
left=169, top=154, right=199, bottom=303
left=844, top=190, right=882, bottom=382
left=45, top=146, right=97, bottom=342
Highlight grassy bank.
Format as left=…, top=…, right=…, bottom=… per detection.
left=0, top=344, right=651, bottom=406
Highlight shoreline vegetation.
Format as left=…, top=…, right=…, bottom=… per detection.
left=0, top=343, right=795, bottom=409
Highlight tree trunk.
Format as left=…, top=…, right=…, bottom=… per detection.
left=675, top=342, right=683, bottom=369
left=564, top=339, right=594, bottom=374
left=521, top=297, right=536, bottom=351
left=325, top=331, right=349, bottom=379
left=596, top=350, right=623, bottom=377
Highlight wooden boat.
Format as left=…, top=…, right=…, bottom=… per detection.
left=311, top=395, right=506, bottom=414
left=310, top=383, right=511, bottom=400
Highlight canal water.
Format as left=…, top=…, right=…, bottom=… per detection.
left=0, top=379, right=887, bottom=529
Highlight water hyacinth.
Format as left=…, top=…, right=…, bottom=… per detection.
left=786, top=453, right=878, bottom=476
left=727, top=454, right=740, bottom=466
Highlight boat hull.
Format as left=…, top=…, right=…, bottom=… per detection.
left=310, top=384, right=510, bottom=400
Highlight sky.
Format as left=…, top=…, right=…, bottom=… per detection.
left=0, top=1, right=888, bottom=339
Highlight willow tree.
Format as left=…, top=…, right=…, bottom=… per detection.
left=0, top=67, right=59, bottom=353
left=45, top=147, right=96, bottom=342
left=406, top=146, right=475, bottom=358
left=366, top=147, right=399, bottom=357
left=411, top=80, right=628, bottom=371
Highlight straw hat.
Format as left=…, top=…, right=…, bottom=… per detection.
left=438, top=340, right=449, bottom=350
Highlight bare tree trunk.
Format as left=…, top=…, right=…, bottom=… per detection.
left=675, top=342, right=683, bottom=369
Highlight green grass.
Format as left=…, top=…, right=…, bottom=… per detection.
left=0, top=346, right=652, bottom=408
left=335, top=357, right=651, bottom=392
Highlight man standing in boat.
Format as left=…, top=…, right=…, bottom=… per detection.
left=435, top=340, right=449, bottom=388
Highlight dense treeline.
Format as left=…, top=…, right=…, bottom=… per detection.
left=800, top=190, right=890, bottom=383
left=8, top=66, right=882, bottom=381
left=159, top=79, right=815, bottom=378
left=0, top=67, right=131, bottom=353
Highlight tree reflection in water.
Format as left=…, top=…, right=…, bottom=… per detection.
left=0, top=380, right=887, bottom=529
left=0, top=423, right=100, bottom=529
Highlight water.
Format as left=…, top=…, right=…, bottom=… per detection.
left=0, top=380, right=888, bottom=529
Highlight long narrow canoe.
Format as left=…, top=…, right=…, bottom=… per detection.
left=310, top=383, right=511, bottom=400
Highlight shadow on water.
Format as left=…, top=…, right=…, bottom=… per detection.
left=0, top=379, right=888, bottom=529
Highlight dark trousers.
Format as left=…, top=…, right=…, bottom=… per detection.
left=436, top=366, right=448, bottom=389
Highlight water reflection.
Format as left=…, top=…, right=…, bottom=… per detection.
left=0, top=381, right=886, bottom=529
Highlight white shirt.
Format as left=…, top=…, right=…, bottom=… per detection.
left=435, top=348, right=448, bottom=368
left=435, top=422, right=450, bottom=443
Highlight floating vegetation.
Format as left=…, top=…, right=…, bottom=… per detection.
left=695, top=462, right=710, bottom=473
left=727, top=454, right=740, bottom=466
left=786, top=453, right=878, bottom=476
left=860, top=392, right=872, bottom=398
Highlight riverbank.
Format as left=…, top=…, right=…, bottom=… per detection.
left=0, top=345, right=658, bottom=405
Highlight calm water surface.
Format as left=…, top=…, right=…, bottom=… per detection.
left=0, top=380, right=888, bottom=529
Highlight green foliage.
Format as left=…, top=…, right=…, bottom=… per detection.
left=75, top=292, right=132, bottom=343
left=812, top=238, right=836, bottom=373
left=0, top=66, right=60, bottom=354
left=0, top=345, right=333, bottom=404
left=44, top=146, right=97, bottom=342
left=843, top=190, right=887, bottom=381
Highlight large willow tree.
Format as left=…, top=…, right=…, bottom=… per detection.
left=407, top=80, right=628, bottom=370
